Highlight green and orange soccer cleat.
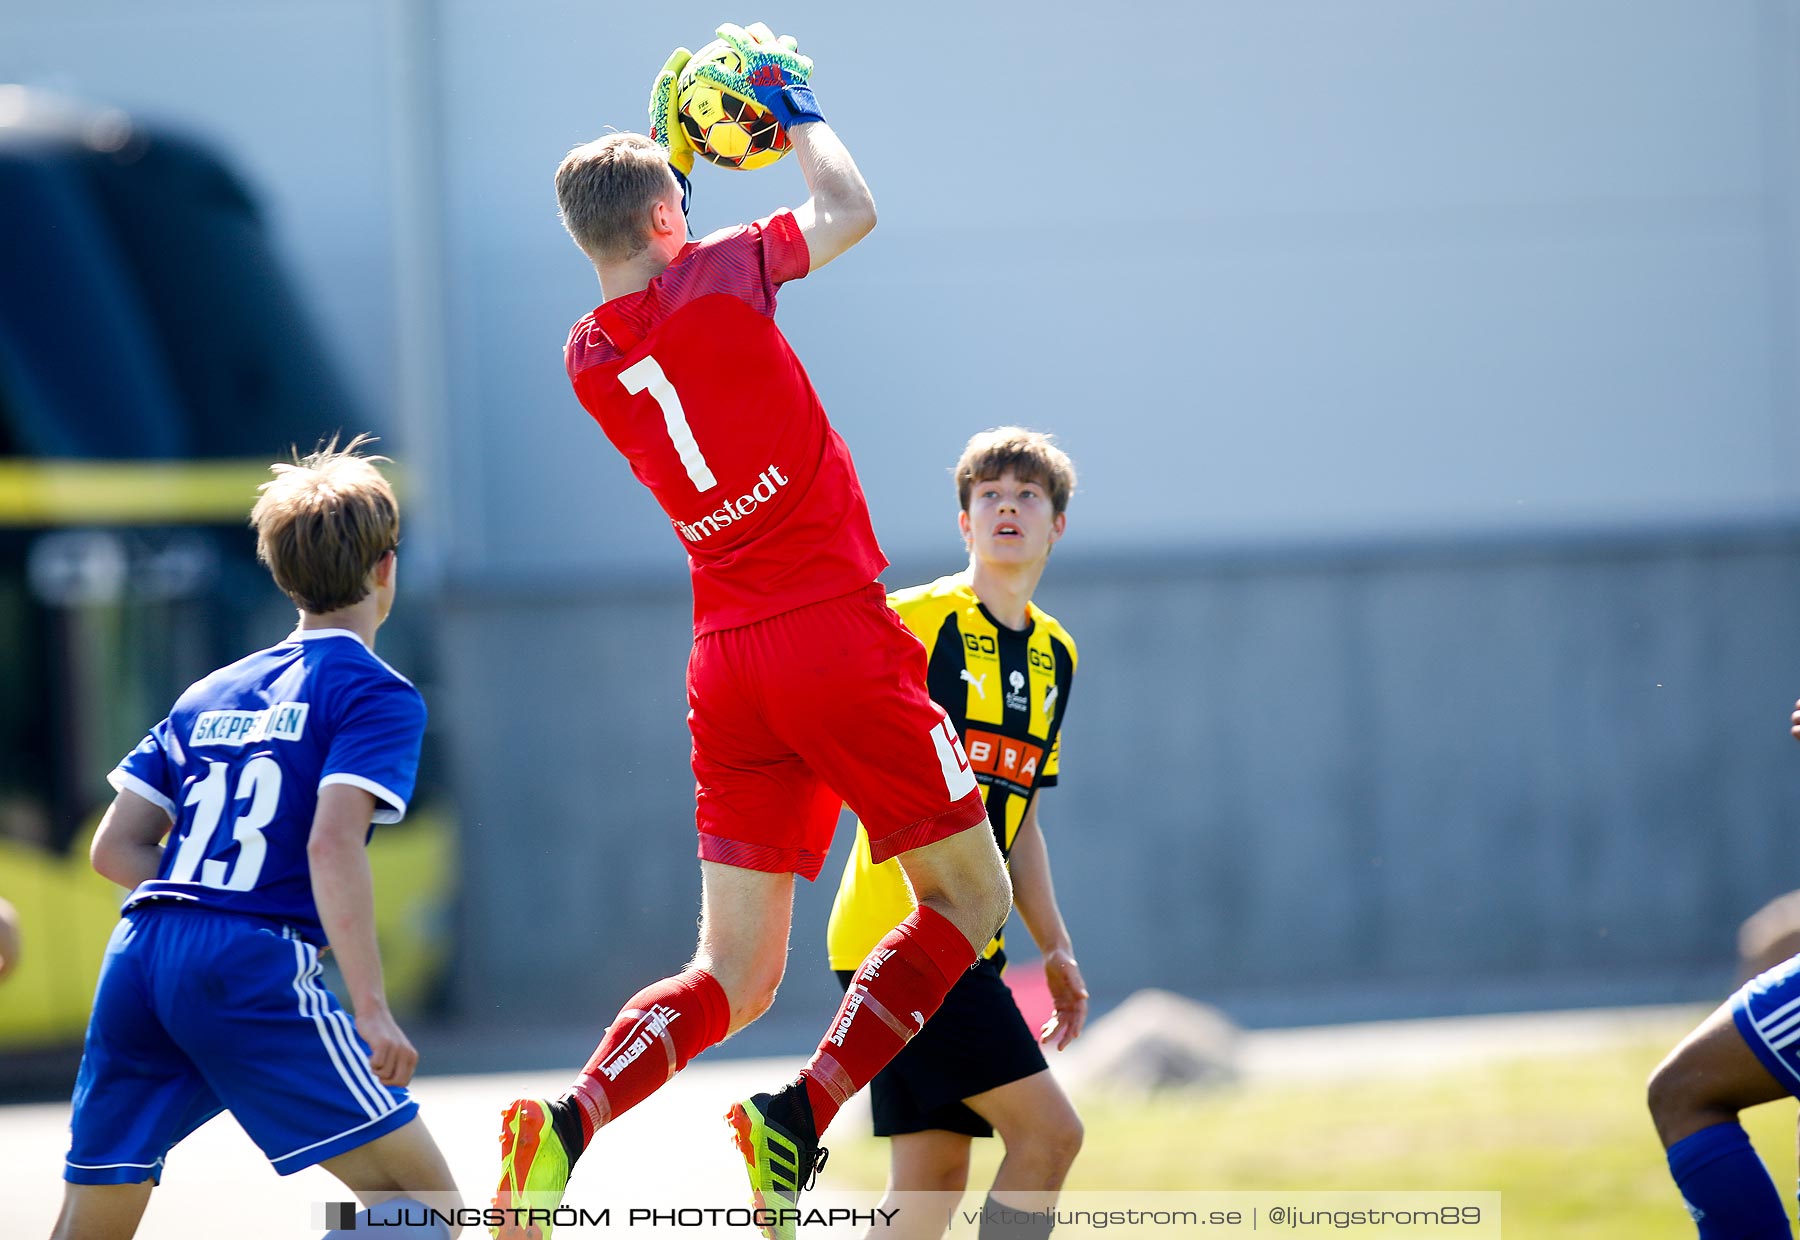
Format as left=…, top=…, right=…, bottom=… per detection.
left=489, top=1097, right=572, bottom=1239
left=726, top=1086, right=829, bottom=1240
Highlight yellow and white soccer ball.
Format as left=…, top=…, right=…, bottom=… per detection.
left=676, top=39, right=793, bottom=171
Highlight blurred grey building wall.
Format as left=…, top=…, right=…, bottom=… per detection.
left=6, top=1, right=1800, bottom=1027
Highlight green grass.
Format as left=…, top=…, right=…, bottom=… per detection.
left=825, top=1013, right=1799, bottom=1239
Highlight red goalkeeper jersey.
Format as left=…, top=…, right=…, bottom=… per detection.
left=565, top=209, right=888, bottom=634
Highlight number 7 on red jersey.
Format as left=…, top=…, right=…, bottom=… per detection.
left=619, top=355, right=717, bottom=491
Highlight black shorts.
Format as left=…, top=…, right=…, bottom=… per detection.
left=835, top=954, right=1048, bottom=1139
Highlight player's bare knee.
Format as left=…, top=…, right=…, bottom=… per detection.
left=731, top=979, right=781, bottom=1029
left=1645, top=1054, right=1682, bottom=1123
left=1046, top=1110, right=1085, bottom=1169
left=1001, top=1109, right=1082, bottom=1178
left=917, top=878, right=1011, bottom=952
left=1646, top=1052, right=1714, bottom=1142
left=1010, top=1135, right=1079, bottom=1183
left=695, top=935, right=787, bottom=1029
left=713, top=957, right=784, bottom=1030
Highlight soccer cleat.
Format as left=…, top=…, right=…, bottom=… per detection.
left=726, top=1086, right=829, bottom=1240
left=490, top=1098, right=571, bottom=1239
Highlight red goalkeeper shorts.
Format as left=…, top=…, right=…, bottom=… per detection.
left=688, top=583, right=989, bottom=880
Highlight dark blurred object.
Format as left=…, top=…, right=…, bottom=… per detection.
left=0, top=86, right=370, bottom=856
left=0, top=84, right=358, bottom=459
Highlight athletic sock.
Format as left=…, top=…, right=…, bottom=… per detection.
left=321, top=1197, right=448, bottom=1239
left=978, top=1193, right=1056, bottom=1240
left=547, top=1094, right=586, bottom=1162
left=799, top=905, right=975, bottom=1132
left=560, top=967, right=731, bottom=1153
left=761, top=1079, right=820, bottom=1152
left=1665, top=1121, right=1790, bottom=1238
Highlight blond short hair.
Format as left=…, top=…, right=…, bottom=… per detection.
left=555, top=133, right=676, bottom=263
left=954, top=427, right=1077, bottom=515
left=250, top=435, right=398, bottom=614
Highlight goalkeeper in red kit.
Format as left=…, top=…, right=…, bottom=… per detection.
left=489, top=23, right=1012, bottom=1240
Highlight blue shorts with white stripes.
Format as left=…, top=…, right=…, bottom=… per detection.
left=65, top=903, right=415, bottom=1185
left=1731, top=953, right=1800, bottom=1097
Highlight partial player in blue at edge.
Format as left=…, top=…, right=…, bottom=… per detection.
left=50, top=437, right=462, bottom=1240
left=1646, top=695, right=1800, bottom=1239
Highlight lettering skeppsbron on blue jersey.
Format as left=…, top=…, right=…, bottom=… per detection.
left=109, top=628, right=426, bottom=944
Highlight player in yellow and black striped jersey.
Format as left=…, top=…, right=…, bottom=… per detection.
left=827, top=576, right=1076, bottom=968
left=826, top=428, right=1086, bottom=1240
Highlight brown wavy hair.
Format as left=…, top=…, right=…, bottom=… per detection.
left=250, top=434, right=398, bottom=614
left=954, top=427, right=1077, bottom=515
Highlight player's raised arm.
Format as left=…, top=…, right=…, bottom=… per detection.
left=789, top=122, right=876, bottom=273
left=695, top=22, right=876, bottom=272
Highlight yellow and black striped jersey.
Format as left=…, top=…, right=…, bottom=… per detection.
left=826, top=572, right=1077, bottom=969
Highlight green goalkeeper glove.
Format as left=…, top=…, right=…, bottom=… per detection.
left=693, top=21, right=825, bottom=132
left=648, top=46, right=695, bottom=213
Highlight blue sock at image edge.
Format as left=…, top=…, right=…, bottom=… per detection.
left=1666, top=1121, right=1789, bottom=1239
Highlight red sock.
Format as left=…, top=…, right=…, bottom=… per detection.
left=564, top=967, right=730, bottom=1142
left=800, top=905, right=976, bottom=1132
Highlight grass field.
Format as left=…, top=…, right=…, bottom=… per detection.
left=824, top=1013, right=1799, bottom=1239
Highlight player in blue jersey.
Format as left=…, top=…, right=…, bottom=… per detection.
left=1644, top=694, right=1800, bottom=1239
left=50, top=438, right=461, bottom=1240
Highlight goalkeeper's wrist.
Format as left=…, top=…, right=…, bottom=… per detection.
left=765, top=83, right=825, bottom=132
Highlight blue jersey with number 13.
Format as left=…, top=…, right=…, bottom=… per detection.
left=109, top=628, right=426, bottom=945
